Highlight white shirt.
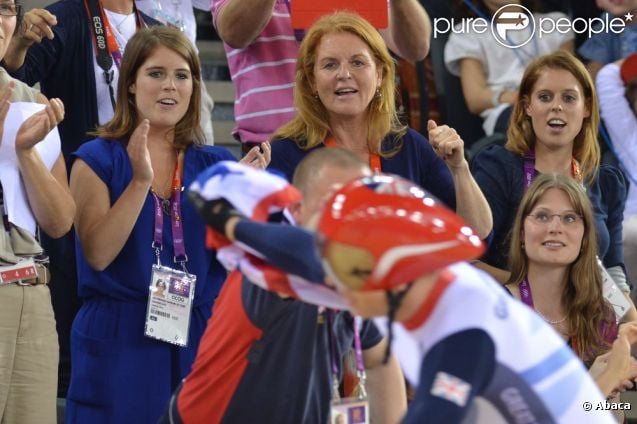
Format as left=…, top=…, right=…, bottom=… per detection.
left=135, top=0, right=210, bottom=46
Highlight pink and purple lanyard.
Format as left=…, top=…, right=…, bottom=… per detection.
left=151, top=152, right=188, bottom=271
left=328, top=311, right=366, bottom=400
left=523, top=149, right=581, bottom=191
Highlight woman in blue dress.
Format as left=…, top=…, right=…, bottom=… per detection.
left=66, top=26, right=268, bottom=423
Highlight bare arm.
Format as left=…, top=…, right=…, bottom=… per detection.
left=363, top=338, right=408, bottom=424
left=70, top=120, right=153, bottom=271
left=214, top=0, right=278, bottom=48
left=378, top=0, right=431, bottom=61
left=15, top=93, right=74, bottom=238
left=3, top=8, right=57, bottom=72
left=427, top=120, right=493, bottom=239
left=586, top=61, right=605, bottom=81
left=459, top=58, right=517, bottom=115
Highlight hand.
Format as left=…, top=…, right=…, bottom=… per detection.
left=591, top=322, right=637, bottom=396
left=127, top=119, right=153, bottom=185
left=595, top=0, right=637, bottom=16
left=17, top=8, right=57, bottom=47
left=15, top=97, right=64, bottom=152
left=186, top=195, right=243, bottom=237
left=0, top=82, right=14, bottom=147
left=427, top=119, right=466, bottom=169
left=239, top=141, right=271, bottom=169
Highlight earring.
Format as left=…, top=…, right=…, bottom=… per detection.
left=375, top=87, right=381, bottom=99
left=313, top=93, right=319, bottom=99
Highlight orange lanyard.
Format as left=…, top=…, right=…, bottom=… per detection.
left=323, top=136, right=381, bottom=173
left=171, top=150, right=184, bottom=193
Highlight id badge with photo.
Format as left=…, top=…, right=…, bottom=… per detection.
left=330, top=397, right=369, bottom=424
left=144, top=264, right=196, bottom=346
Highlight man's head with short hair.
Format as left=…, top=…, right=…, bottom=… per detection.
left=290, top=148, right=371, bottom=227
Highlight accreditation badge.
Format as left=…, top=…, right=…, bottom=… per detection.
left=144, top=264, right=196, bottom=346
left=330, top=397, right=369, bottom=424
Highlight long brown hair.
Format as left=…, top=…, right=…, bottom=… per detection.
left=91, top=26, right=203, bottom=149
left=506, top=51, right=600, bottom=183
left=271, top=12, right=406, bottom=156
left=508, top=173, right=614, bottom=363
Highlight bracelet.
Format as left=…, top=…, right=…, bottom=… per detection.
left=491, top=87, right=505, bottom=107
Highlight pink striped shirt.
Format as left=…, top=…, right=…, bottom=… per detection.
left=212, top=0, right=298, bottom=143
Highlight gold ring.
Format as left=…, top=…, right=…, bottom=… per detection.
left=27, top=23, right=33, bottom=32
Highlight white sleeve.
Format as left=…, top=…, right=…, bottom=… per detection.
left=444, top=30, right=485, bottom=77
left=596, top=63, right=637, bottom=178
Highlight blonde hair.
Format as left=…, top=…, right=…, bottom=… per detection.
left=271, top=11, right=406, bottom=156
left=506, top=51, right=600, bottom=183
left=91, top=26, right=204, bottom=149
left=508, top=173, right=613, bottom=362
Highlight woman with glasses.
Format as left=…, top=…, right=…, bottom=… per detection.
left=471, top=51, right=637, bottom=321
left=505, top=173, right=637, bottom=410
left=0, top=1, right=74, bottom=423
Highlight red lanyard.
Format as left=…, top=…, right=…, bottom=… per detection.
left=324, top=136, right=382, bottom=173
left=84, top=0, right=143, bottom=109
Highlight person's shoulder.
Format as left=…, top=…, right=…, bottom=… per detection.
left=47, top=0, right=86, bottom=17
left=391, top=128, right=427, bottom=147
left=271, top=137, right=304, bottom=153
left=595, top=164, right=628, bottom=197
left=75, top=137, right=121, bottom=156
left=472, top=144, right=519, bottom=166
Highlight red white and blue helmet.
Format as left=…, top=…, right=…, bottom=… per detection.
left=316, top=174, right=484, bottom=291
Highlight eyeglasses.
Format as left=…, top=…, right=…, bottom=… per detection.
left=0, top=3, right=19, bottom=16
left=526, top=212, right=583, bottom=226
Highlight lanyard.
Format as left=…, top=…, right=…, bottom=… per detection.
left=324, top=136, right=381, bottom=173
left=84, top=0, right=143, bottom=110
left=327, top=311, right=367, bottom=400
left=518, top=278, right=534, bottom=307
left=522, top=149, right=581, bottom=191
left=151, top=151, right=188, bottom=270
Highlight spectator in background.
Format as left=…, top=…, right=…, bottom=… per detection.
left=579, top=0, right=637, bottom=79
left=596, top=53, right=637, bottom=295
left=66, top=27, right=267, bottom=424
left=135, top=0, right=216, bottom=144
left=505, top=173, right=617, bottom=365
left=269, top=12, right=492, bottom=239
left=4, top=0, right=160, bottom=158
left=211, top=0, right=431, bottom=154
left=1, top=0, right=161, bottom=398
left=445, top=0, right=573, bottom=135
left=471, top=51, right=637, bottom=322
left=505, top=173, right=637, bottom=418
left=0, top=3, right=74, bottom=423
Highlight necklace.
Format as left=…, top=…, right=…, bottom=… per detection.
left=535, top=309, right=567, bottom=325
